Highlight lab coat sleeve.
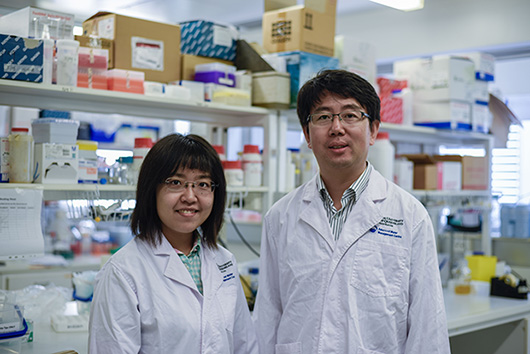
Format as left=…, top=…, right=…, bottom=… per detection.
left=254, top=214, right=282, bottom=354
left=404, top=214, right=451, bottom=353
left=89, top=261, right=141, bottom=354
left=232, top=256, right=259, bottom=354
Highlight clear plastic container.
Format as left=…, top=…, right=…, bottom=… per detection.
left=31, top=118, right=80, bottom=144
left=55, top=39, right=79, bottom=86
left=0, top=303, right=28, bottom=354
left=8, top=128, right=33, bottom=183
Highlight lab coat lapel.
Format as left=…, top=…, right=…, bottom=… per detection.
left=299, top=175, right=335, bottom=248
left=201, top=244, right=224, bottom=298
left=152, top=235, right=198, bottom=291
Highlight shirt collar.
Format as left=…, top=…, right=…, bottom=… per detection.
left=317, top=162, right=373, bottom=207
left=174, top=231, right=202, bottom=256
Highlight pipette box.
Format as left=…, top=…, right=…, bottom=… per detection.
left=194, top=63, right=237, bottom=87
left=31, top=118, right=80, bottom=144
left=107, top=69, right=145, bottom=94
left=0, top=35, right=44, bottom=83
left=0, top=6, right=74, bottom=40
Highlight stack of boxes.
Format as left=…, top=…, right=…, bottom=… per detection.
left=260, top=0, right=340, bottom=108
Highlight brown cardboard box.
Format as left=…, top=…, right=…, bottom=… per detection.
left=434, top=155, right=489, bottom=190
left=75, top=35, right=114, bottom=68
left=82, top=12, right=180, bottom=83
left=262, top=0, right=337, bottom=57
left=401, top=154, right=438, bottom=190
left=180, top=54, right=233, bottom=81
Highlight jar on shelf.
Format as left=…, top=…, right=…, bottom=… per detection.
left=117, top=156, right=135, bottom=185
left=223, top=160, right=244, bottom=187
left=8, top=127, right=34, bottom=183
left=367, top=131, right=395, bottom=181
left=132, top=137, right=153, bottom=184
left=242, top=144, right=262, bottom=187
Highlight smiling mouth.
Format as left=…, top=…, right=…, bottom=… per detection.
left=330, top=144, right=347, bottom=149
left=177, top=209, right=198, bottom=215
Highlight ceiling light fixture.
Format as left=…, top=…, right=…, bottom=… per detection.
left=369, top=0, right=424, bottom=11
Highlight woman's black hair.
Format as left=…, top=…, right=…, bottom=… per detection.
left=130, top=133, right=226, bottom=249
left=296, top=69, right=381, bottom=132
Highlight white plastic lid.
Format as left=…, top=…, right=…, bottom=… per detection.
left=32, top=118, right=80, bottom=127
left=195, top=63, right=236, bottom=74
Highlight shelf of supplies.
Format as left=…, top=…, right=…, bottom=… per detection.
left=379, top=122, right=494, bottom=145
left=0, top=80, right=270, bottom=126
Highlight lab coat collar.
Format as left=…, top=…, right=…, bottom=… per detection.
left=150, top=234, right=202, bottom=293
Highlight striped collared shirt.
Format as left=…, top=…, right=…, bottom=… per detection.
left=318, top=162, right=373, bottom=241
left=175, top=234, right=203, bottom=295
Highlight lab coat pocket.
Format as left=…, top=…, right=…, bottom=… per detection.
left=275, top=342, right=302, bottom=354
left=350, top=241, right=408, bottom=297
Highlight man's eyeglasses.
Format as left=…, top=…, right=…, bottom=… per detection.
left=307, top=110, right=371, bottom=127
left=163, top=178, right=217, bottom=196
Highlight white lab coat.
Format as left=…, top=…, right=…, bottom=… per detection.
left=254, top=170, right=450, bottom=354
left=89, top=234, right=258, bottom=354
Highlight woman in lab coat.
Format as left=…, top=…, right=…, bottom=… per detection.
left=89, top=133, right=258, bottom=354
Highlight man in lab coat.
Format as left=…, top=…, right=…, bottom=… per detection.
left=254, top=70, right=450, bottom=354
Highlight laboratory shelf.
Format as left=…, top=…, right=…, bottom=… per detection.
left=0, top=183, right=269, bottom=201
left=411, top=190, right=492, bottom=198
left=0, top=80, right=270, bottom=126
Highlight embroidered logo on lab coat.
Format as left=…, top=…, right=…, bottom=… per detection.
left=217, top=260, right=235, bottom=281
left=373, top=217, right=404, bottom=239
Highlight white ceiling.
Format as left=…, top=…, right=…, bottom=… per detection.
left=0, top=0, right=379, bottom=27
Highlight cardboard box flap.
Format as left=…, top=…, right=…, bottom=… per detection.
left=84, top=11, right=114, bottom=21
left=401, top=154, right=437, bottom=165
left=489, top=93, right=523, bottom=148
left=235, top=40, right=275, bottom=73
left=433, top=155, right=462, bottom=162
left=265, top=0, right=297, bottom=11
left=265, top=0, right=336, bottom=14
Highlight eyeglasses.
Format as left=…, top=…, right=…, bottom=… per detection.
left=163, top=178, right=217, bottom=196
left=307, top=110, right=371, bottom=127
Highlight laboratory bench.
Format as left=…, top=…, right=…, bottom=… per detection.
left=14, top=289, right=530, bottom=354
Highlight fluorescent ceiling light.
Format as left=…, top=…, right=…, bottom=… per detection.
left=370, top=0, right=424, bottom=11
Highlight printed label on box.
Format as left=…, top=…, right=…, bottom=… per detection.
left=97, top=17, right=115, bottom=40
left=131, top=37, right=164, bottom=71
left=213, top=25, right=233, bottom=47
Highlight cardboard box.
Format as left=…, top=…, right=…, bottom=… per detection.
left=83, top=12, right=181, bottom=83
left=413, top=100, right=471, bottom=131
left=434, top=155, right=489, bottom=190
left=180, top=54, right=233, bottom=81
left=401, top=154, right=437, bottom=190
left=435, top=159, right=462, bottom=191
left=262, top=0, right=337, bottom=57
left=0, top=6, right=74, bottom=40
left=394, top=55, right=475, bottom=103
left=0, top=35, right=43, bottom=82
left=180, top=20, right=238, bottom=61
left=75, top=35, right=114, bottom=68
left=252, top=71, right=291, bottom=109
left=268, top=51, right=339, bottom=107
left=34, top=143, right=78, bottom=184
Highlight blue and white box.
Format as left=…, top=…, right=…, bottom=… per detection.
left=0, top=34, right=43, bottom=82
left=180, top=20, right=238, bottom=61
left=461, top=51, right=495, bottom=82
left=268, top=51, right=339, bottom=107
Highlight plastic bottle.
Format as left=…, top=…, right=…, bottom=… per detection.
left=452, top=259, right=472, bottom=295
left=368, top=131, right=395, bottom=181
left=223, top=160, right=244, bottom=187
left=242, top=144, right=262, bottom=187
left=8, top=127, right=34, bottom=183
left=248, top=267, right=259, bottom=295
left=212, top=145, right=227, bottom=162
left=132, top=137, right=153, bottom=184
left=117, top=156, right=134, bottom=185
left=55, top=39, right=79, bottom=86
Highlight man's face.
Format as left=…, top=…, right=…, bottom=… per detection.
left=303, top=92, right=379, bottom=181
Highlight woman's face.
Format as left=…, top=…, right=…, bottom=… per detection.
left=156, top=167, right=215, bottom=243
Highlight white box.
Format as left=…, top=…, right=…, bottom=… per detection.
left=31, top=119, right=80, bottom=144
left=472, top=80, right=490, bottom=102
left=78, top=159, right=98, bottom=184
left=170, top=80, right=203, bottom=102
left=413, top=100, right=471, bottom=130
left=252, top=71, right=290, bottom=109
left=204, top=83, right=251, bottom=107
left=164, top=84, right=192, bottom=101
left=34, top=143, right=78, bottom=184
left=472, top=101, right=491, bottom=134
left=394, top=55, right=475, bottom=102
left=0, top=6, right=74, bottom=40
left=437, top=161, right=462, bottom=191
left=394, top=158, right=413, bottom=191
left=461, top=52, right=495, bottom=81
left=335, top=35, right=377, bottom=86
